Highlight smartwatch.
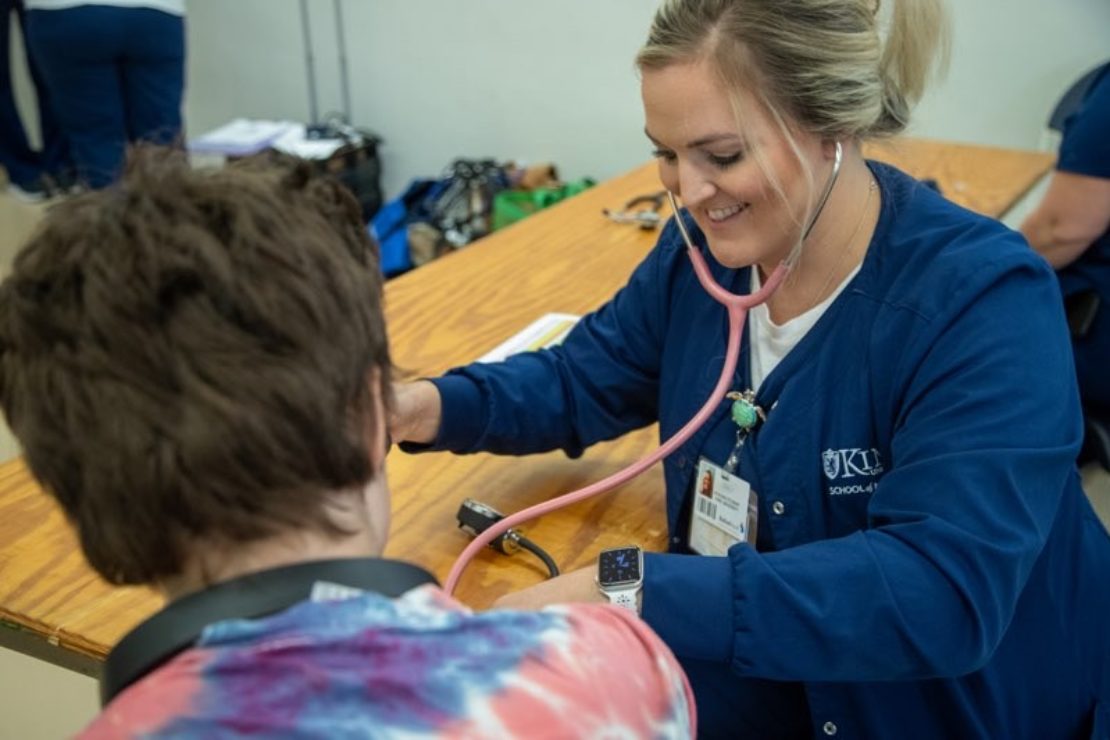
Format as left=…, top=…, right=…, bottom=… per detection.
left=597, top=545, right=643, bottom=613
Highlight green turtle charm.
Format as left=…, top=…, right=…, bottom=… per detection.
left=726, top=390, right=765, bottom=431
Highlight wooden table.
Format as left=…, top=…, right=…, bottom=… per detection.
left=863, top=137, right=1053, bottom=218
left=0, top=138, right=1054, bottom=676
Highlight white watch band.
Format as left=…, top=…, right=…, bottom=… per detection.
left=604, top=587, right=641, bottom=613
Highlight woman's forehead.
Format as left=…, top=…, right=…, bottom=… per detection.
left=641, top=60, right=772, bottom=145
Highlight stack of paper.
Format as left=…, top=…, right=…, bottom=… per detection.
left=477, top=313, right=581, bottom=363
left=188, top=119, right=297, bottom=157
left=270, top=125, right=347, bottom=160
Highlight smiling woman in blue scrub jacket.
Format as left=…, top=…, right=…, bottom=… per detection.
left=391, top=0, right=1110, bottom=737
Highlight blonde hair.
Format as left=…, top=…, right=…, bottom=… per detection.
left=637, top=0, right=949, bottom=263
left=637, top=0, right=950, bottom=140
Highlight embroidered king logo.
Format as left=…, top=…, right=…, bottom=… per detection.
left=822, top=447, right=885, bottom=495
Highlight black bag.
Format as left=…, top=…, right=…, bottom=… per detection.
left=298, top=0, right=383, bottom=222
left=425, top=159, right=510, bottom=248
left=309, top=119, right=383, bottom=222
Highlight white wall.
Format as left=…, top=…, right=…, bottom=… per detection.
left=12, top=0, right=1110, bottom=198
left=911, top=0, right=1110, bottom=150
left=179, top=0, right=1110, bottom=200
left=182, top=0, right=658, bottom=198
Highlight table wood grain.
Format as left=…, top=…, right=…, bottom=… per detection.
left=0, top=138, right=1054, bottom=668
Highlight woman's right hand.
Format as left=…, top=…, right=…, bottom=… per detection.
left=389, top=380, right=443, bottom=446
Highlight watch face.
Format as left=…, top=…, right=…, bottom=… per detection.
left=598, top=546, right=641, bottom=587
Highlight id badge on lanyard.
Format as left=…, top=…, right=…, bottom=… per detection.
left=688, top=390, right=763, bottom=557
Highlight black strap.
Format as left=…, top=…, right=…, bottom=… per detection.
left=101, top=558, right=437, bottom=706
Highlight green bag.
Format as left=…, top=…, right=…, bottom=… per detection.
left=492, top=178, right=596, bottom=231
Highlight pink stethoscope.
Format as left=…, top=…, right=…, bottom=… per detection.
left=444, top=142, right=844, bottom=595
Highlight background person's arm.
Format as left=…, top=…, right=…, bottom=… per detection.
left=1021, top=171, right=1110, bottom=269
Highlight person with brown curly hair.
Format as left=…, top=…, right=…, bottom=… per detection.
left=0, top=150, right=695, bottom=739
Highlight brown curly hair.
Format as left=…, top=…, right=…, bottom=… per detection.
left=0, top=148, right=392, bottom=585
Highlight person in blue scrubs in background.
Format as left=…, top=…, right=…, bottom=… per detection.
left=1022, top=65, right=1110, bottom=432
left=21, top=0, right=185, bottom=189
left=392, top=0, right=1110, bottom=737
left=0, top=0, right=68, bottom=199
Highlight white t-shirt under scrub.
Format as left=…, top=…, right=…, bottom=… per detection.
left=748, top=263, right=862, bottom=392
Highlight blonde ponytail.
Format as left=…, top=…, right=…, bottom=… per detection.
left=872, top=0, right=951, bottom=136
left=637, top=0, right=951, bottom=140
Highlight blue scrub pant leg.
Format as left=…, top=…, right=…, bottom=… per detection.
left=0, top=0, right=34, bottom=185
left=120, top=10, right=184, bottom=147
left=25, top=6, right=183, bottom=189
left=1, top=0, right=37, bottom=186
left=0, top=0, right=69, bottom=186
left=22, top=3, right=69, bottom=180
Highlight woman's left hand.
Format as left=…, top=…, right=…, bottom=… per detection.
left=491, top=565, right=606, bottom=611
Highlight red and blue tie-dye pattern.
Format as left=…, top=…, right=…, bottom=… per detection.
left=81, top=585, right=695, bottom=738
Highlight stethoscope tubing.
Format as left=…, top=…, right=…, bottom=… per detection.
left=443, top=142, right=843, bottom=595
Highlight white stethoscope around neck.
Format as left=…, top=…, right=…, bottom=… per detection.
left=444, top=141, right=844, bottom=594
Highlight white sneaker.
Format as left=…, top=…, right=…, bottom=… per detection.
left=8, top=180, right=53, bottom=204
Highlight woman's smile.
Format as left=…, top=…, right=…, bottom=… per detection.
left=705, top=202, right=748, bottom=225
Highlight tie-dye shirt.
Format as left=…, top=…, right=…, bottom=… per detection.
left=80, top=584, right=695, bottom=738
